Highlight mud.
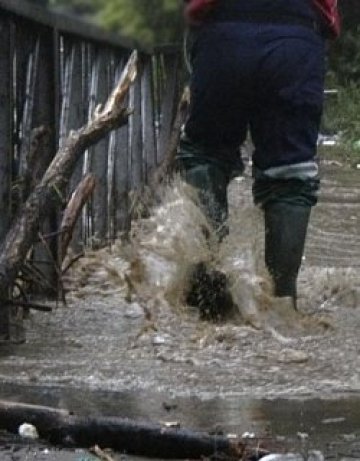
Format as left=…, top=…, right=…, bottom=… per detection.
left=0, top=162, right=359, bottom=459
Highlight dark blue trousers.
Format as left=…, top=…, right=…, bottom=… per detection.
left=179, top=21, right=326, bottom=207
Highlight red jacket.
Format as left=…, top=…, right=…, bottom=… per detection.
left=313, top=0, right=340, bottom=38
left=184, top=0, right=217, bottom=25
left=184, top=0, right=340, bottom=38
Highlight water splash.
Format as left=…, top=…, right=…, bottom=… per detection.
left=64, top=173, right=358, bottom=338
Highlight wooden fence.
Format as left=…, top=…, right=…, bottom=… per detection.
left=0, top=0, right=181, bottom=340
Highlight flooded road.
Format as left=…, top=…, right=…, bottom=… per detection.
left=0, top=161, right=359, bottom=459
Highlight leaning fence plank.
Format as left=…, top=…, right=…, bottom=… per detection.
left=13, top=24, right=36, bottom=205
left=0, top=19, right=12, bottom=242
left=129, top=62, right=143, bottom=191
left=18, top=37, right=39, bottom=188
left=112, top=57, right=131, bottom=235
left=114, top=109, right=130, bottom=234
left=141, top=56, right=157, bottom=180
left=157, top=53, right=179, bottom=163
left=107, top=53, right=117, bottom=239
left=89, top=49, right=110, bottom=242
left=82, top=43, right=98, bottom=244
left=0, top=18, right=13, bottom=339
left=31, top=27, right=58, bottom=289
left=63, top=40, right=87, bottom=250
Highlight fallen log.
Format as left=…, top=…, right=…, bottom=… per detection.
left=0, top=51, right=138, bottom=306
left=0, top=400, right=249, bottom=459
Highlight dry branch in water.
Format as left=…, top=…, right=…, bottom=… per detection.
left=60, top=173, right=97, bottom=261
left=150, top=86, right=190, bottom=190
left=0, top=51, right=138, bottom=305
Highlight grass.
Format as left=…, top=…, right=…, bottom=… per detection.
left=320, top=81, right=360, bottom=166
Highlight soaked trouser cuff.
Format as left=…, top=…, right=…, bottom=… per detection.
left=252, top=161, right=320, bottom=208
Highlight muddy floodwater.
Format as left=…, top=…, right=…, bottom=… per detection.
left=0, top=161, right=359, bottom=459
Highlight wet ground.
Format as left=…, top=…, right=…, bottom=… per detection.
left=0, top=383, right=360, bottom=459
left=0, top=161, right=359, bottom=459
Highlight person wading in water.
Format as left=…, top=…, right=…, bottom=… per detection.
left=177, top=0, right=340, bottom=317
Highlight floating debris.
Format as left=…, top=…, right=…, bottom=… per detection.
left=18, top=422, right=39, bottom=439
left=261, top=452, right=324, bottom=461
left=152, top=334, right=171, bottom=346
left=277, top=348, right=310, bottom=364
left=124, top=302, right=144, bottom=319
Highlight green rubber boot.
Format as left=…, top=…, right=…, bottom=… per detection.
left=176, top=132, right=240, bottom=241
left=264, top=202, right=311, bottom=309
left=181, top=162, right=230, bottom=241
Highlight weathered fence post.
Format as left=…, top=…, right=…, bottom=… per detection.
left=0, top=19, right=13, bottom=340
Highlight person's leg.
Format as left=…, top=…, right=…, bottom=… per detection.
left=263, top=201, right=311, bottom=301
left=177, top=136, right=244, bottom=240
left=177, top=23, right=252, bottom=318
left=176, top=23, right=249, bottom=240
left=250, top=26, right=326, bottom=308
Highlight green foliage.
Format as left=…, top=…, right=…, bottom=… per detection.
left=328, top=27, right=360, bottom=85
left=95, top=0, right=183, bottom=45
left=50, top=0, right=183, bottom=45
left=322, top=82, right=360, bottom=162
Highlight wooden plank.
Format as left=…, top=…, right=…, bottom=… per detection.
left=157, top=53, right=179, bottom=163
left=61, top=40, right=86, bottom=251
left=18, top=37, right=39, bottom=184
left=89, top=49, right=109, bottom=242
left=0, top=19, right=12, bottom=242
left=106, top=53, right=117, bottom=239
left=0, top=18, right=13, bottom=340
left=114, top=128, right=130, bottom=235
left=82, top=43, right=97, bottom=244
left=114, top=123, right=130, bottom=235
left=113, top=57, right=130, bottom=235
left=141, top=55, right=157, bottom=181
left=31, top=26, right=58, bottom=291
left=129, top=63, right=143, bottom=190
left=13, top=22, right=37, bottom=201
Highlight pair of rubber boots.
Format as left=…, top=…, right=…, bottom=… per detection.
left=181, top=164, right=311, bottom=316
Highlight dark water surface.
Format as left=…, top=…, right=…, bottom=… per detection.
left=0, top=381, right=359, bottom=458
